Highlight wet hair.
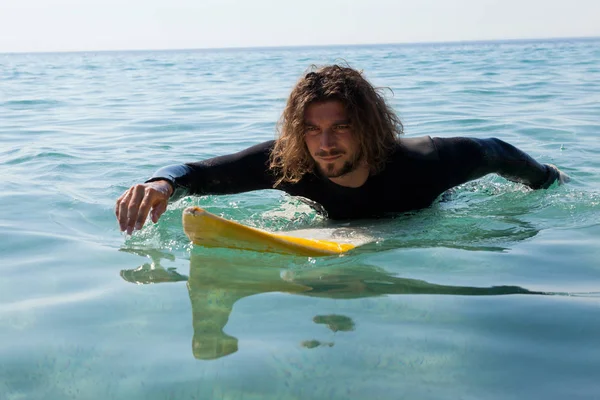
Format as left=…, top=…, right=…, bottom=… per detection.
left=269, top=64, right=403, bottom=186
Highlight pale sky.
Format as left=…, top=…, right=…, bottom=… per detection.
left=0, top=0, right=599, bottom=53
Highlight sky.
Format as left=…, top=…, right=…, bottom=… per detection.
left=0, top=0, right=599, bottom=53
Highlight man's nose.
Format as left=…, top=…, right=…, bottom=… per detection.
left=320, top=129, right=336, bottom=150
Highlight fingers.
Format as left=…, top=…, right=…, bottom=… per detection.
left=114, top=184, right=146, bottom=234
left=151, top=202, right=167, bottom=223
left=559, top=171, right=571, bottom=184
left=116, top=188, right=133, bottom=231
left=547, top=164, right=571, bottom=185
left=124, top=185, right=146, bottom=234
left=115, top=191, right=125, bottom=222
left=115, top=183, right=170, bottom=234
left=136, top=192, right=164, bottom=231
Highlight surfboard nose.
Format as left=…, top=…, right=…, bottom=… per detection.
left=183, top=206, right=207, bottom=216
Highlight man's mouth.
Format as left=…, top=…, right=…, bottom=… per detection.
left=316, top=150, right=344, bottom=161
left=319, top=155, right=342, bottom=162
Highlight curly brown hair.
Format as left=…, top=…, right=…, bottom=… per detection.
left=269, top=64, right=403, bottom=186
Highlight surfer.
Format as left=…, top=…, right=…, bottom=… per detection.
left=116, top=64, right=569, bottom=234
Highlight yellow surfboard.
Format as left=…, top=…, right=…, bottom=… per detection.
left=182, top=206, right=356, bottom=256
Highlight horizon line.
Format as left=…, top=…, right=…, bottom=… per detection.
left=1, top=35, right=599, bottom=56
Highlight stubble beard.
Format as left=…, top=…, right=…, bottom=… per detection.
left=316, top=151, right=363, bottom=178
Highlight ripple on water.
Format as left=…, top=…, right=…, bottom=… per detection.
left=2, top=39, right=600, bottom=400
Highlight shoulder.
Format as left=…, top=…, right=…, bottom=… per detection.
left=242, top=140, right=276, bottom=155
left=194, top=140, right=276, bottom=172
left=430, top=136, right=494, bottom=161
left=211, top=140, right=275, bottom=162
left=393, top=136, right=438, bottom=160
left=391, top=136, right=490, bottom=161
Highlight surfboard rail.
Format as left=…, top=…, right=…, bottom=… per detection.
left=182, top=206, right=355, bottom=256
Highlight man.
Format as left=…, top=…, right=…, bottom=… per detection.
left=116, top=65, right=569, bottom=234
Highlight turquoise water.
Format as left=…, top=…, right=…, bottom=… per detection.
left=2, top=38, right=600, bottom=399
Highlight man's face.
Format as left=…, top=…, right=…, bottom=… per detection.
left=304, top=100, right=362, bottom=178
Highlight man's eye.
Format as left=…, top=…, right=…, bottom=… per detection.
left=305, top=126, right=319, bottom=134
left=335, top=124, right=351, bottom=130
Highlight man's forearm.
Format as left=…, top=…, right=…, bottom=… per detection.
left=143, top=140, right=278, bottom=201
left=476, top=138, right=558, bottom=189
left=434, top=137, right=567, bottom=190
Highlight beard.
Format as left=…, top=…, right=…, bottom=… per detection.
left=315, top=151, right=363, bottom=178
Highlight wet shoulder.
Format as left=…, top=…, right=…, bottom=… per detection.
left=392, top=136, right=439, bottom=161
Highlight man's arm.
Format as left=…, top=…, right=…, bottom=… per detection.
left=116, top=140, right=277, bottom=234
left=146, top=140, right=277, bottom=200
left=432, top=137, right=570, bottom=189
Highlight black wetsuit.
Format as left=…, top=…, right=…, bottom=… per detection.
left=147, top=136, right=559, bottom=219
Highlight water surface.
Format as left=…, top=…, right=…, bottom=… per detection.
left=1, top=38, right=600, bottom=399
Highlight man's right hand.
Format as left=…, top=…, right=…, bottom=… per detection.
left=115, top=180, right=173, bottom=234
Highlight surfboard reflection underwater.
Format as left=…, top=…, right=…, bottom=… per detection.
left=120, top=248, right=547, bottom=360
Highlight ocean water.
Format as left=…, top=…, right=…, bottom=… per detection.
left=1, top=38, right=600, bottom=399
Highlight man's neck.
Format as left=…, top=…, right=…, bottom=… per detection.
left=328, top=164, right=370, bottom=188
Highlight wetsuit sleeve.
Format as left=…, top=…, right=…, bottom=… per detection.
left=145, top=140, right=277, bottom=200
left=432, top=137, right=560, bottom=189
